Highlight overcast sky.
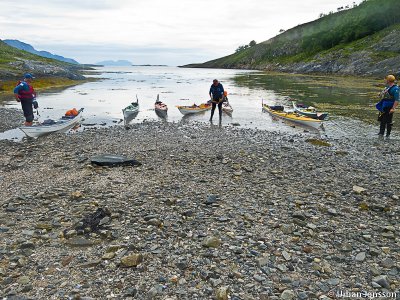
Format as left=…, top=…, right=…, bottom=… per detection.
left=1, top=0, right=362, bottom=65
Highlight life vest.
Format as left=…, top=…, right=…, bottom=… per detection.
left=380, top=85, right=396, bottom=100
left=65, top=108, right=79, bottom=116
left=17, top=81, right=36, bottom=100
left=376, top=85, right=398, bottom=112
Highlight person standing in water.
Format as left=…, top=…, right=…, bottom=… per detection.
left=209, top=79, right=224, bottom=122
left=14, top=73, right=37, bottom=126
left=376, top=74, right=399, bottom=138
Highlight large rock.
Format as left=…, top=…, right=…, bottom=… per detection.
left=120, top=253, right=143, bottom=267
left=280, top=289, right=296, bottom=300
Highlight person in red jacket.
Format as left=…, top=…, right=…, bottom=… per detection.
left=14, top=73, right=37, bottom=126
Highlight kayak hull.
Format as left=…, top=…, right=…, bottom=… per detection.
left=19, top=109, right=83, bottom=138
left=177, top=104, right=211, bottom=115
left=292, top=102, right=328, bottom=120
left=263, top=104, right=322, bottom=129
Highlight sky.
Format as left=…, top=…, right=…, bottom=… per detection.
left=0, top=0, right=363, bottom=65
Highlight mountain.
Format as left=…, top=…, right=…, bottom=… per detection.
left=0, top=39, right=87, bottom=81
left=185, top=0, right=400, bottom=77
left=95, top=60, right=132, bottom=66
left=4, top=39, right=79, bottom=64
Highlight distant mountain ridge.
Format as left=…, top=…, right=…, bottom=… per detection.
left=96, top=60, right=132, bottom=66
left=4, top=39, right=79, bottom=65
left=184, top=0, right=400, bottom=77
left=0, top=39, right=88, bottom=81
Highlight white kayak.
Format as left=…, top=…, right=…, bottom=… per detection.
left=222, top=102, right=233, bottom=115
left=123, top=101, right=139, bottom=119
left=19, top=108, right=84, bottom=138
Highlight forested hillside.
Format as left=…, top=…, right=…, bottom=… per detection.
left=185, top=0, right=400, bottom=77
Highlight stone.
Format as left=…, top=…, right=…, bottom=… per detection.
left=205, top=194, right=220, bottom=205
left=282, top=250, right=291, bottom=261
left=77, top=260, right=101, bottom=268
left=120, top=253, right=143, bottom=267
left=20, top=242, right=35, bottom=249
left=327, top=208, right=338, bottom=216
left=307, top=223, right=317, bottom=230
left=215, top=286, right=229, bottom=300
left=67, top=237, right=95, bottom=247
left=280, top=289, right=296, bottom=300
left=147, top=218, right=162, bottom=226
left=0, top=227, right=10, bottom=233
left=146, top=284, right=163, bottom=299
left=353, top=186, right=366, bottom=194
left=17, top=276, right=30, bottom=285
left=102, top=252, right=116, bottom=260
left=380, top=258, right=395, bottom=269
left=372, top=275, right=390, bottom=289
left=355, top=252, right=366, bottom=262
left=292, top=212, right=306, bottom=220
left=253, top=275, right=266, bottom=282
left=202, top=236, right=221, bottom=248
left=257, top=257, right=269, bottom=267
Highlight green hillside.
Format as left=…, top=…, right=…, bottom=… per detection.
left=0, top=40, right=93, bottom=94
left=185, top=0, right=400, bottom=77
left=0, top=39, right=87, bottom=80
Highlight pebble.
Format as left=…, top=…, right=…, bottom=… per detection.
left=202, top=236, right=221, bottom=248
left=355, top=252, right=366, bottom=262
left=215, top=286, right=229, bottom=300
left=120, top=253, right=143, bottom=267
left=380, top=257, right=395, bottom=269
left=372, top=275, right=390, bottom=289
left=280, top=289, right=296, bottom=300
left=0, top=118, right=399, bottom=299
left=353, top=185, right=366, bottom=194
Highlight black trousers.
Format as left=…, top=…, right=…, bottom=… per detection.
left=379, top=106, right=394, bottom=136
left=210, top=101, right=222, bottom=120
left=21, top=99, right=34, bottom=122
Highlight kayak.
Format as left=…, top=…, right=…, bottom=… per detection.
left=222, top=102, right=233, bottom=115
left=263, top=104, right=322, bottom=129
left=19, top=108, right=84, bottom=138
left=155, top=94, right=168, bottom=113
left=292, top=102, right=328, bottom=120
left=177, top=102, right=212, bottom=115
left=123, top=97, right=139, bottom=119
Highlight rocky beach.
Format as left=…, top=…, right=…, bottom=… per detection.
left=0, top=107, right=399, bottom=300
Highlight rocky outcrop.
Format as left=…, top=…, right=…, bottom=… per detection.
left=5, top=59, right=86, bottom=80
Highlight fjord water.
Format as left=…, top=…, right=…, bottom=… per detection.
left=1, top=66, right=381, bottom=139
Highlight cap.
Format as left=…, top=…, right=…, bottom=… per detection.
left=24, top=73, right=35, bottom=79
left=386, top=75, right=396, bottom=82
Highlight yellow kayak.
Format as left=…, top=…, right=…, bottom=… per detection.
left=177, top=103, right=212, bottom=115
left=262, top=104, right=322, bottom=129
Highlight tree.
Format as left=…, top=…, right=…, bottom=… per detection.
left=249, top=40, right=257, bottom=47
left=235, top=45, right=250, bottom=53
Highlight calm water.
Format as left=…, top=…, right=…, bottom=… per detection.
left=0, top=66, right=383, bottom=140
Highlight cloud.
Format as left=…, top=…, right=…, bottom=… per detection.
left=1, top=0, right=364, bottom=64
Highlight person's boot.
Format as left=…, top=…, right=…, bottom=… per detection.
left=386, top=123, right=393, bottom=138
left=24, top=121, right=33, bottom=126
left=378, top=122, right=386, bottom=136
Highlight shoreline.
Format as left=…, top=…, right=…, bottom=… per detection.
left=0, top=77, right=98, bottom=102
left=0, top=120, right=399, bottom=299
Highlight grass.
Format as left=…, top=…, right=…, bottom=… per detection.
left=0, top=77, right=98, bottom=100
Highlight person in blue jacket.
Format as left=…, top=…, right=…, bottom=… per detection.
left=376, top=75, right=399, bottom=138
left=14, top=73, right=38, bottom=126
left=209, top=79, right=224, bottom=122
